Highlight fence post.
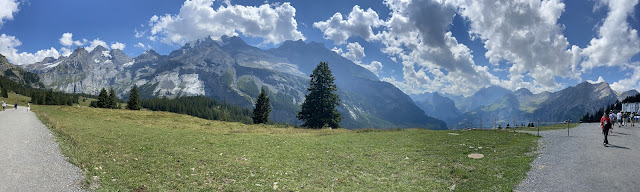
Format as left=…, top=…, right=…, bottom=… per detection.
left=537, top=120, right=540, bottom=136
left=494, top=118, right=496, bottom=130
left=513, top=116, right=516, bottom=133
left=567, top=120, right=570, bottom=136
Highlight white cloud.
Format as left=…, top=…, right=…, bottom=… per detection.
left=360, top=61, right=383, bottom=76
left=86, top=38, right=107, bottom=52
left=610, top=64, right=640, bottom=92
left=59, top=32, right=84, bottom=47
left=60, top=47, right=72, bottom=57
left=135, top=42, right=147, bottom=50
left=110, top=42, right=126, bottom=50
left=149, top=0, right=304, bottom=45
left=335, top=42, right=383, bottom=76
left=0, top=34, right=60, bottom=65
left=377, top=0, right=499, bottom=96
left=134, top=28, right=146, bottom=38
left=587, top=76, right=606, bottom=84
left=341, top=42, right=365, bottom=62
left=453, top=0, right=580, bottom=89
left=581, top=0, right=640, bottom=70
left=313, top=5, right=384, bottom=44
left=316, top=0, right=604, bottom=96
left=0, top=0, right=19, bottom=28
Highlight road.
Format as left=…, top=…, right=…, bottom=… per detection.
left=517, top=123, right=640, bottom=192
left=0, top=106, right=86, bottom=191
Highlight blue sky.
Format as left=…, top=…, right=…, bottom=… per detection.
left=1, top=0, right=639, bottom=97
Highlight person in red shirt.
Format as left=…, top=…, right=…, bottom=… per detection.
left=600, top=113, right=612, bottom=146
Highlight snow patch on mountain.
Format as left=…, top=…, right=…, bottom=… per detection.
left=44, top=61, right=61, bottom=69
left=122, top=60, right=134, bottom=67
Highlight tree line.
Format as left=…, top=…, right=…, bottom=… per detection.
left=581, top=101, right=621, bottom=122
left=91, top=86, right=141, bottom=110
left=141, top=95, right=253, bottom=124
left=1, top=74, right=83, bottom=106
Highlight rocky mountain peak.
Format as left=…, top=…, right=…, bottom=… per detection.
left=91, top=45, right=108, bottom=53
left=71, top=47, right=89, bottom=56
left=514, top=88, right=533, bottom=96
left=137, top=49, right=161, bottom=59
left=0, top=53, right=8, bottom=63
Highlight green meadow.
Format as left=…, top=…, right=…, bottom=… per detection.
left=31, top=104, right=539, bottom=191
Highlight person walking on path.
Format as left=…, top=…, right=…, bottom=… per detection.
left=609, top=112, right=615, bottom=133
left=617, top=111, right=623, bottom=127
left=27, top=103, right=30, bottom=112
left=600, top=113, right=612, bottom=146
left=14, top=103, right=17, bottom=110
left=2, top=101, right=5, bottom=111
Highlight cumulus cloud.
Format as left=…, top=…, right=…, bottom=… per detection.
left=134, top=28, right=146, bottom=38
left=378, top=0, right=499, bottom=96
left=360, top=61, right=383, bottom=76
left=587, top=76, right=606, bottom=84
left=335, top=42, right=383, bottom=76
left=135, top=42, right=151, bottom=50
left=59, top=33, right=84, bottom=47
left=86, top=39, right=107, bottom=52
left=0, top=34, right=60, bottom=65
left=341, top=42, right=365, bottom=62
left=110, top=42, right=126, bottom=50
left=0, top=0, right=19, bottom=28
left=313, top=5, right=384, bottom=44
left=149, top=0, right=305, bottom=45
left=316, top=0, right=617, bottom=96
left=581, top=0, right=640, bottom=70
left=453, top=0, right=580, bottom=90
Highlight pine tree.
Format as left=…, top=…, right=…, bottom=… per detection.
left=1, top=87, right=7, bottom=98
left=108, top=87, right=118, bottom=109
left=97, top=88, right=109, bottom=108
left=127, top=86, right=141, bottom=110
left=45, top=89, right=55, bottom=105
left=252, top=87, right=271, bottom=124
left=297, top=62, right=342, bottom=128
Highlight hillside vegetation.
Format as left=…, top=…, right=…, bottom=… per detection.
left=33, top=105, right=538, bottom=191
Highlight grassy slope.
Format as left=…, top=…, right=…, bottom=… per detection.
left=1, top=92, right=31, bottom=106
left=33, top=105, right=539, bottom=191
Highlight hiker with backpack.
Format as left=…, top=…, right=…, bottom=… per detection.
left=601, top=113, right=612, bottom=147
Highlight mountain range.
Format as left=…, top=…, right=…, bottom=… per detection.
left=19, top=36, right=446, bottom=129
left=413, top=82, right=639, bottom=129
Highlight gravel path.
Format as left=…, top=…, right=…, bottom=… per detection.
left=0, top=106, right=86, bottom=191
left=517, top=123, right=640, bottom=192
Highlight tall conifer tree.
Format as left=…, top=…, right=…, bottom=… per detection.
left=108, top=87, right=118, bottom=109
left=297, top=62, right=342, bottom=128
left=127, top=86, right=141, bottom=110
left=97, top=88, right=109, bottom=108
left=252, top=87, right=271, bottom=124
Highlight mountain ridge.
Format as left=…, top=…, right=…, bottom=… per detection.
left=22, top=36, right=446, bottom=129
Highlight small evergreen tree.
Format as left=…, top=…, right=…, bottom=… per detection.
left=252, top=87, right=271, bottom=124
left=1, top=87, right=7, bottom=98
left=297, top=62, right=342, bottom=128
left=108, top=87, right=118, bottom=109
left=126, top=86, right=141, bottom=110
left=97, top=88, right=109, bottom=108
left=45, top=89, right=55, bottom=105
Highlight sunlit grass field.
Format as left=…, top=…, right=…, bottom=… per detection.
left=33, top=105, right=539, bottom=191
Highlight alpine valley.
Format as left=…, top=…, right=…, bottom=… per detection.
left=20, top=36, right=447, bottom=129
left=412, top=82, right=639, bottom=128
